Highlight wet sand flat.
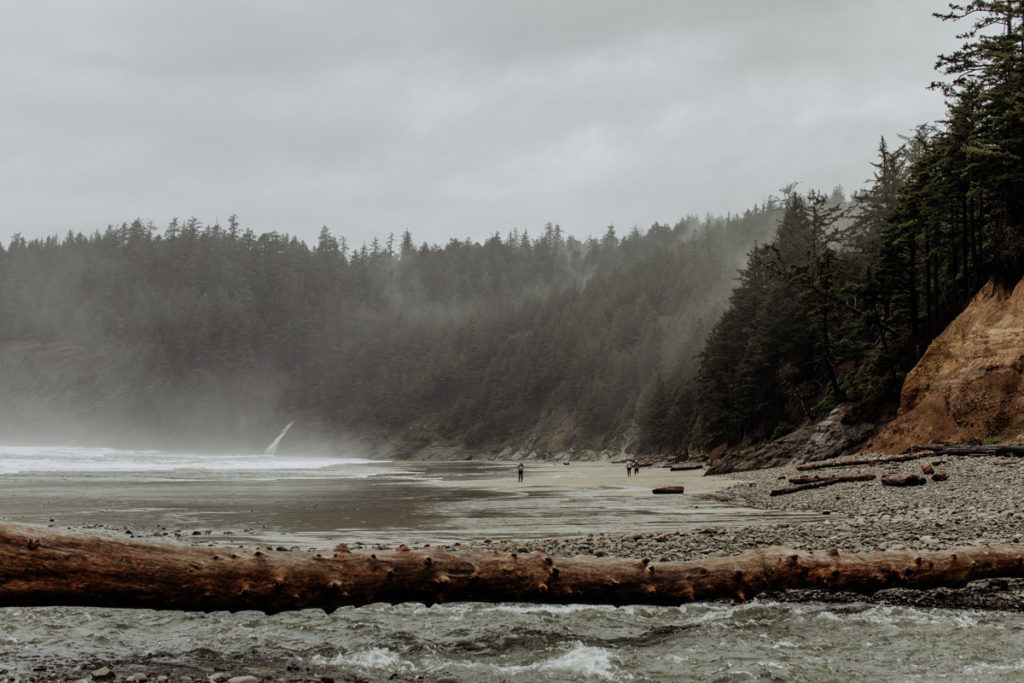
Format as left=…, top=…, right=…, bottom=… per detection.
left=445, top=461, right=738, bottom=495
left=0, top=456, right=800, bottom=549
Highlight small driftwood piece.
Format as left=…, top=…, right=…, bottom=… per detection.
left=3, top=524, right=1024, bottom=611
left=881, top=473, right=927, bottom=487
left=652, top=486, right=686, bottom=494
left=770, top=474, right=876, bottom=496
left=669, top=464, right=703, bottom=471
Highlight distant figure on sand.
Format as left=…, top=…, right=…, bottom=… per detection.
left=633, top=461, right=640, bottom=476
left=626, top=460, right=633, bottom=477
left=517, top=462, right=524, bottom=483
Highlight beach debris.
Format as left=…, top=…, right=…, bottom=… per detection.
left=881, top=473, right=928, bottom=487
left=796, top=452, right=928, bottom=471
left=798, top=443, right=1024, bottom=473
left=5, top=522, right=1024, bottom=611
left=770, top=474, right=876, bottom=496
left=652, top=486, right=686, bottom=494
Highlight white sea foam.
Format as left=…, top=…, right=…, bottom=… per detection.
left=0, top=444, right=384, bottom=476
left=483, top=642, right=626, bottom=681
left=315, top=646, right=413, bottom=672
left=490, top=603, right=616, bottom=615
left=961, top=658, right=1024, bottom=675
left=856, top=604, right=984, bottom=629
left=534, top=643, right=625, bottom=681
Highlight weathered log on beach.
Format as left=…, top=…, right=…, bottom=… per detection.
left=770, top=474, right=876, bottom=496
left=912, top=443, right=1024, bottom=457
left=669, top=464, right=703, bottom=471
left=881, top=473, right=927, bottom=487
left=795, top=452, right=927, bottom=471
left=3, top=523, right=1024, bottom=613
left=797, top=444, right=1024, bottom=472
left=652, top=486, right=687, bottom=494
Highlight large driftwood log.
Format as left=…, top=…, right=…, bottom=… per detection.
left=3, top=524, right=1024, bottom=613
left=769, top=474, right=875, bottom=496
left=881, top=473, right=927, bottom=487
left=795, top=453, right=926, bottom=471
left=797, top=443, right=1024, bottom=472
left=912, top=443, right=1024, bottom=457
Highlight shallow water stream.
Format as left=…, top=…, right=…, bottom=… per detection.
left=3, top=601, right=1024, bottom=681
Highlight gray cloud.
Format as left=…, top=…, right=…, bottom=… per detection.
left=1, top=1, right=959, bottom=246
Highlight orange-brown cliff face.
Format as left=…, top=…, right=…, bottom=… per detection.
left=870, top=278, right=1024, bottom=453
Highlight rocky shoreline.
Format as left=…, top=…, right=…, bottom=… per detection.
left=12, top=453, right=1024, bottom=682
left=438, top=453, right=1024, bottom=610
left=48, top=452, right=1024, bottom=608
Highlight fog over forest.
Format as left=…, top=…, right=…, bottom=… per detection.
left=0, top=207, right=780, bottom=452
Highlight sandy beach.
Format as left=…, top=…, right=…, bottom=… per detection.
left=441, top=461, right=739, bottom=495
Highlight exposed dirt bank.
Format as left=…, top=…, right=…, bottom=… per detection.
left=872, top=277, right=1024, bottom=452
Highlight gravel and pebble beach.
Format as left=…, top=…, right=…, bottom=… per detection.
left=431, top=454, right=1024, bottom=613
left=9, top=453, right=1024, bottom=681
left=447, top=455, right=1024, bottom=558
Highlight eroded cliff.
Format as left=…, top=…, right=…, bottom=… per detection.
left=870, top=278, right=1024, bottom=453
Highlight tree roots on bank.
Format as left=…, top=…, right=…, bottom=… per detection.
left=2, top=523, right=1024, bottom=613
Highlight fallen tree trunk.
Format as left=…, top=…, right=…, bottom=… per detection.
left=795, top=453, right=926, bottom=471
left=912, top=443, right=1024, bottom=457
left=770, top=474, right=875, bottom=496
left=881, top=473, right=927, bottom=487
left=797, top=444, right=1024, bottom=472
left=3, top=523, right=1024, bottom=613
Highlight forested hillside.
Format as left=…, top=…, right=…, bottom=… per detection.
left=0, top=209, right=779, bottom=451
left=644, top=1, right=1024, bottom=454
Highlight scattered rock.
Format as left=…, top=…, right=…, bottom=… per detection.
left=706, top=404, right=874, bottom=474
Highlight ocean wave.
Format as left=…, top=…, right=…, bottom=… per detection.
left=0, top=444, right=387, bottom=476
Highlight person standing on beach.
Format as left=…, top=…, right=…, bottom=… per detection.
left=633, top=461, right=640, bottom=476
left=626, top=460, right=633, bottom=477
left=517, top=462, right=524, bottom=483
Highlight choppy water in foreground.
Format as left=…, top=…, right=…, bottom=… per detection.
left=0, top=445, right=1022, bottom=680
left=4, top=601, right=1024, bottom=681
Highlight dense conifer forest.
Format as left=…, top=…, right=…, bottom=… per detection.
left=2, top=2, right=1021, bottom=456
left=646, top=1, right=1024, bottom=453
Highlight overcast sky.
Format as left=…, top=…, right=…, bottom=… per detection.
left=1, top=1, right=960, bottom=248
